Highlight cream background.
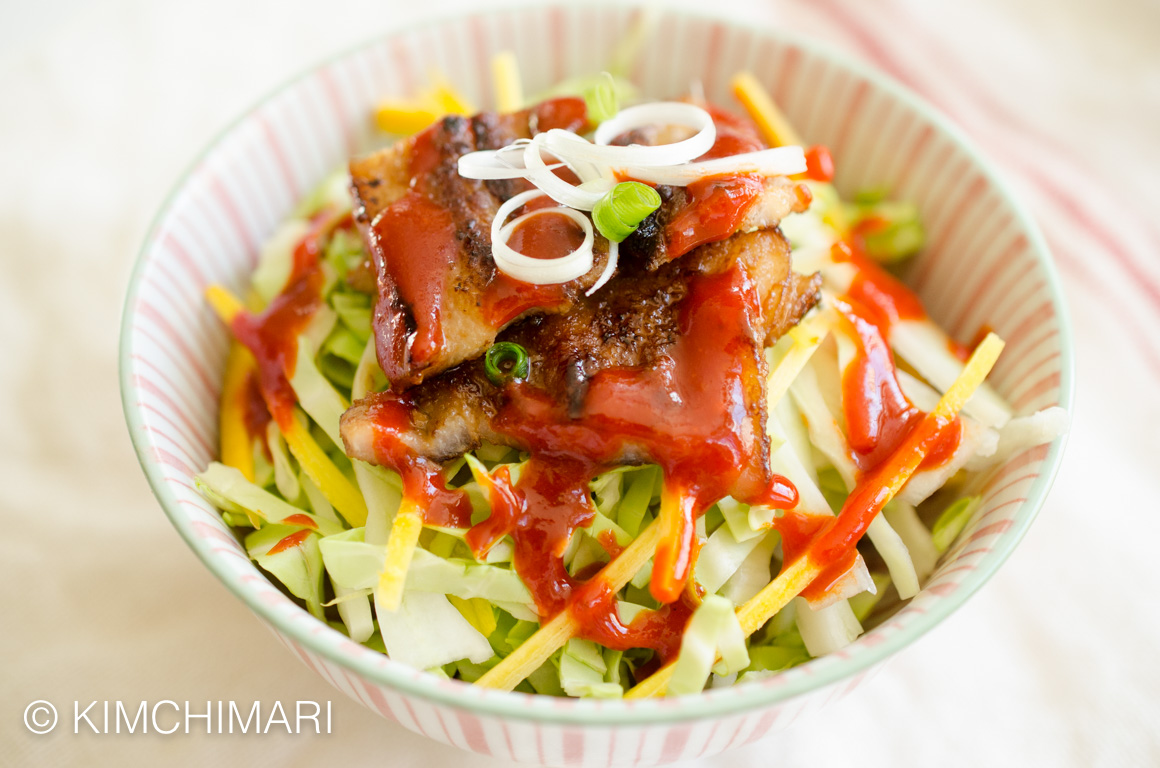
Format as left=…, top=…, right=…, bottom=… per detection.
left=2, top=0, right=1158, bottom=765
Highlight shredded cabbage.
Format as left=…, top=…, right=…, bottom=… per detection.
left=196, top=462, right=342, bottom=535
left=375, top=590, right=493, bottom=671
left=667, top=595, right=749, bottom=696
left=560, top=639, right=623, bottom=698
left=246, top=524, right=325, bottom=619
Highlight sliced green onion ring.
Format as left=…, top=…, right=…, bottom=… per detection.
left=485, top=342, right=531, bottom=386
left=585, top=72, right=619, bottom=125
left=592, top=182, right=662, bottom=242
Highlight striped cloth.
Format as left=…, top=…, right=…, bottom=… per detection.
left=1, top=0, right=1155, bottom=766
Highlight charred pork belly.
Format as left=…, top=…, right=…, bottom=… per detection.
left=349, top=98, right=811, bottom=390
left=342, top=229, right=818, bottom=466
left=616, top=105, right=813, bottom=268
left=349, top=98, right=612, bottom=390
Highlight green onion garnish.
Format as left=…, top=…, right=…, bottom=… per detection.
left=844, top=197, right=925, bottom=264
left=592, top=181, right=661, bottom=243
left=584, top=72, right=620, bottom=125
left=484, top=342, right=531, bottom=386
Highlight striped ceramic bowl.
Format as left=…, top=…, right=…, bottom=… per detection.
left=120, top=4, right=1073, bottom=765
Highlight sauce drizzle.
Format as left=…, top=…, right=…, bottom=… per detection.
left=231, top=219, right=327, bottom=428
left=664, top=105, right=768, bottom=259
left=461, top=260, right=796, bottom=654
left=365, top=396, right=475, bottom=530
left=370, top=98, right=593, bottom=379
left=831, top=240, right=963, bottom=474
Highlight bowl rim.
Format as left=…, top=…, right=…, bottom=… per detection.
left=120, top=1, right=1075, bottom=727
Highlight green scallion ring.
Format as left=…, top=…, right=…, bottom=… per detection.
left=484, top=342, right=531, bottom=386
left=585, top=74, right=619, bottom=125
left=592, top=181, right=662, bottom=243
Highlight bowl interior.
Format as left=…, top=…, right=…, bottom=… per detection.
left=120, top=3, right=1072, bottom=726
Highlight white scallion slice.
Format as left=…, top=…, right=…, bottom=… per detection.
left=457, top=138, right=568, bottom=180
left=586, top=101, right=717, bottom=165
left=615, top=146, right=806, bottom=186
left=584, top=240, right=617, bottom=296
left=522, top=134, right=615, bottom=210
left=491, top=189, right=595, bottom=285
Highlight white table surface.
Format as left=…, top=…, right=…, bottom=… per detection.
left=3, top=0, right=1158, bottom=765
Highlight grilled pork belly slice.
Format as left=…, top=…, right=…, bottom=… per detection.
left=621, top=178, right=812, bottom=270
left=348, top=99, right=811, bottom=391
left=341, top=228, right=820, bottom=468
left=350, top=100, right=613, bottom=391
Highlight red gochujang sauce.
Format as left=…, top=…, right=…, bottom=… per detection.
left=833, top=238, right=926, bottom=335
left=802, top=145, right=835, bottom=183
left=529, top=96, right=590, bottom=134
left=838, top=225, right=974, bottom=362
left=267, top=528, right=312, bottom=556
left=460, top=261, right=796, bottom=655
left=238, top=369, right=272, bottom=453
left=282, top=513, right=319, bottom=531
left=772, top=510, right=857, bottom=604
left=371, top=191, right=459, bottom=367
left=794, top=403, right=959, bottom=592
left=831, top=241, right=962, bottom=473
left=956, top=323, right=993, bottom=363
left=752, top=217, right=963, bottom=607
left=665, top=105, right=768, bottom=260
left=364, top=396, right=475, bottom=530
left=230, top=217, right=328, bottom=429
left=570, top=579, right=698, bottom=667
left=480, top=204, right=588, bottom=327
left=371, top=98, right=593, bottom=371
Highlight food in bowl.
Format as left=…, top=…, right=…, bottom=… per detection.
left=193, top=50, right=1067, bottom=700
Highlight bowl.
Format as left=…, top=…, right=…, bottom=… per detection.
left=120, top=4, right=1074, bottom=765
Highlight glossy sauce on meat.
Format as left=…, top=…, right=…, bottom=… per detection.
left=372, top=191, right=460, bottom=366
left=664, top=106, right=767, bottom=258
left=361, top=97, right=603, bottom=388
left=665, top=175, right=766, bottom=259
left=457, top=256, right=797, bottom=653
left=772, top=510, right=855, bottom=603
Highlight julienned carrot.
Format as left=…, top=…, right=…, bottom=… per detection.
left=626, top=333, right=1005, bottom=698
left=650, top=483, right=697, bottom=604
left=374, top=78, right=474, bottom=136
left=376, top=497, right=424, bottom=611
left=491, top=51, right=524, bottom=113
left=219, top=342, right=257, bottom=482
left=731, top=71, right=803, bottom=148
left=474, top=519, right=663, bottom=691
